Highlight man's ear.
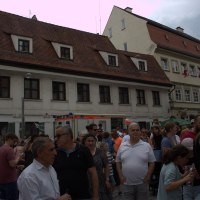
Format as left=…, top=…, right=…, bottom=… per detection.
left=37, top=149, right=43, bottom=158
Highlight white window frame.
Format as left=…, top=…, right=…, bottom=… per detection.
left=121, top=19, right=125, bottom=30
left=124, top=43, right=127, bottom=51
left=171, top=60, right=179, bottom=73
left=190, top=65, right=196, bottom=76
left=109, top=28, right=112, bottom=38
left=168, top=89, right=172, bottom=101
left=161, top=58, right=168, bottom=70
left=175, top=89, right=182, bottom=101
left=99, top=51, right=118, bottom=67
left=185, top=90, right=191, bottom=102
left=193, top=91, right=199, bottom=103
left=181, top=63, right=187, bottom=74
left=130, top=57, right=148, bottom=72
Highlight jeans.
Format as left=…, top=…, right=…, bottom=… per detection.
left=183, top=185, right=200, bottom=200
left=0, top=181, right=18, bottom=200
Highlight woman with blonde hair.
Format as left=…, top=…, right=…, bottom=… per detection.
left=161, top=122, right=178, bottom=155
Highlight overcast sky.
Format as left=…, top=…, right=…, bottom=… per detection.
left=1, top=0, right=200, bottom=39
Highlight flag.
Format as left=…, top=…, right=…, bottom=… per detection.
left=184, top=69, right=189, bottom=78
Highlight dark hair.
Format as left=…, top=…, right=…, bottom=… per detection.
left=152, top=126, right=161, bottom=136
left=103, top=131, right=110, bottom=139
left=162, top=145, right=189, bottom=165
left=194, top=115, right=200, bottom=123
left=82, top=133, right=96, bottom=145
left=5, top=132, right=18, bottom=141
left=163, top=122, right=176, bottom=137
left=86, top=123, right=97, bottom=132
left=98, top=123, right=102, bottom=126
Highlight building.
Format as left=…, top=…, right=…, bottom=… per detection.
left=0, top=10, right=172, bottom=138
left=103, top=6, right=200, bottom=120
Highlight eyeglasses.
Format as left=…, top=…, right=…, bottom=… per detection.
left=55, top=133, right=68, bottom=140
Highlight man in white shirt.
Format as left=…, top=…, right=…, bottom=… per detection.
left=116, top=123, right=155, bottom=200
left=18, top=137, right=71, bottom=200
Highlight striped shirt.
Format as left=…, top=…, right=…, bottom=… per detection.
left=107, top=152, right=114, bottom=176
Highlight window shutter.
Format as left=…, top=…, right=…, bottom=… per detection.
left=8, top=123, right=15, bottom=134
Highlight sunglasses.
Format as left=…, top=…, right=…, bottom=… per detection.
left=55, top=133, right=68, bottom=140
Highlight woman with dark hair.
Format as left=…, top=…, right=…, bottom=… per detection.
left=152, top=126, right=163, bottom=150
left=161, top=122, right=178, bottom=155
left=21, top=134, right=39, bottom=168
left=157, top=145, right=194, bottom=200
left=86, top=123, right=99, bottom=147
left=83, top=134, right=112, bottom=200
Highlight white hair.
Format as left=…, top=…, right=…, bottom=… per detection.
left=78, top=130, right=88, bottom=137
left=128, top=122, right=140, bottom=131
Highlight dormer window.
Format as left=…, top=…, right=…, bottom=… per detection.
left=139, top=61, right=145, bottom=71
left=165, top=35, right=169, bottom=40
left=61, top=47, right=70, bottom=59
left=197, top=46, right=199, bottom=51
left=183, top=41, right=187, bottom=47
left=108, top=55, right=116, bottom=66
left=19, top=39, right=29, bottom=52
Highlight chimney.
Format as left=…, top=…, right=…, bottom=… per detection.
left=32, top=15, right=37, bottom=21
left=125, top=7, right=133, bottom=13
left=176, top=27, right=184, bottom=33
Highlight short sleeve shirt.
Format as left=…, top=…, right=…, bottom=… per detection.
left=157, top=162, right=182, bottom=200
left=116, top=140, right=156, bottom=185
left=180, top=131, right=196, bottom=143
left=112, top=137, right=122, bottom=152
left=0, top=145, right=17, bottom=184
left=53, top=143, right=95, bottom=199
left=161, top=137, right=177, bottom=150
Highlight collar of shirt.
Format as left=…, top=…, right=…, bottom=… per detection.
left=58, top=142, right=80, bottom=157
left=124, top=139, right=143, bottom=147
left=33, top=159, right=52, bottom=171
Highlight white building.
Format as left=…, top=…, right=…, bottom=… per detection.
left=0, top=11, right=172, bottom=138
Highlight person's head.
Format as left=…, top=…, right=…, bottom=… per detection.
left=97, top=129, right=103, bottom=136
left=180, top=128, right=189, bottom=139
left=32, top=137, right=56, bottom=168
left=103, top=131, right=110, bottom=139
left=100, top=142, right=109, bottom=153
left=5, top=132, right=18, bottom=147
left=153, top=117, right=159, bottom=124
left=82, top=133, right=97, bottom=149
left=124, top=128, right=128, bottom=134
left=194, top=115, right=200, bottom=133
left=174, top=122, right=181, bottom=131
left=129, top=123, right=140, bottom=140
left=98, top=123, right=102, bottom=127
left=86, top=123, right=97, bottom=136
left=182, top=125, right=187, bottom=130
left=55, top=125, right=73, bottom=149
left=111, top=129, right=118, bottom=139
left=182, top=138, right=193, bottom=158
left=78, top=130, right=88, bottom=143
left=39, top=132, right=42, bottom=136
left=152, top=126, right=161, bottom=136
left=162, top=145, right=190, bottom=166
left=141, top=128, right=147, bottom=137
left=163, top=122, right=176, bottom=137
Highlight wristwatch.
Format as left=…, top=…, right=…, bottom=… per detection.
left=106, top=178, right=109, bottom=181
left=145, top=177, right=150, bottom=181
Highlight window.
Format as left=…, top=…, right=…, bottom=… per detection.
left=124, top=43, right=127, bottom=51
left=0, top=76, right=10, bottom=98
left=121, top=19, right=125, bottom=30
left=77, top=83, right=89, bottom=102
left=99, top=86, right=110, bottom=103
left=161, top=58, right=168, bottom=70
left=168, top=89, right=172, bottom=101
left=136, top=90, right=145, bottom=105
left=138, top=122, right=146, bottom=129
left=24, top=79, right=39, bottom=99
left=109, top=28, right=112, bottom=38
left=185, top=90, right=190, bottom=102
left=175, top=89, right=182, bottom=101
left=198, top=67, right=200, bottom=78
left=183, top=41, right=187, bottom=47
left=197, top=46, right=199, bottom=51
left=52, top=82, right=65, bottom=101
left=18, top=39, right=29, bottom=52
left=152, top=91, right=160, bottom=105
left=171, top=60, right=179, bottom=72
left=190, top=65, right=196, bottom=76
left=181, top=63, right=187, bottom=74
left=139, top=61, right=145, bottom=71
left=193, top=91, right=199, bottom=102
left=61, top=47, right=70, bottom=59
left=108, top=55, right=116, bottom=66
left=165, top=35, right=169, bottom=40
left=119, top=87, right=129, bottom=104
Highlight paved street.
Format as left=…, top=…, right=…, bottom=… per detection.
left=112, top=185, right=157, bottom=200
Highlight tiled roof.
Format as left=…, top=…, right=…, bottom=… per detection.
left=0, top=10, right=172, bottom=87
left=116, top=6, right=200, bottom=58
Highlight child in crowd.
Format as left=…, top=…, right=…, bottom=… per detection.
left=152, top=117, right=161, bottom=127
left=157, top=145, right=194, bottom=200
left=100, top=142, right=116, bottom=195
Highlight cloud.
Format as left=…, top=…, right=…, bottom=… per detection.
left=149, top=0, right=200, bottom=39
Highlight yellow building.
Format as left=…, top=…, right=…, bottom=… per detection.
left=103, top=6, right=200, bottom=119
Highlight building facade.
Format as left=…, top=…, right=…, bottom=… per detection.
left=103, top=6, right=200, bottom=120
left=0, top=11, right=172, bottom=138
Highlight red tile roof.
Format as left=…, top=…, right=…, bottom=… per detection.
left=0, top=10, right=172, bottom=87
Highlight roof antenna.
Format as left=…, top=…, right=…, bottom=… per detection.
left=29, top=10, right=32, bottom=18
left=94, top=0, right=97, bottom=33
left=99, top=0, right=101, bottom=34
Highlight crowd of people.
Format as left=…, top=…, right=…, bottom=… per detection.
left=0, top=116, right=200, bottom=200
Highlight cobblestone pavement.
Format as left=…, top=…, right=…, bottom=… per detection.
left=112, top=185, right=157, bottom=200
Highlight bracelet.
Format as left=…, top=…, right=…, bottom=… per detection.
left=106, top=178, right=109, bottom=181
